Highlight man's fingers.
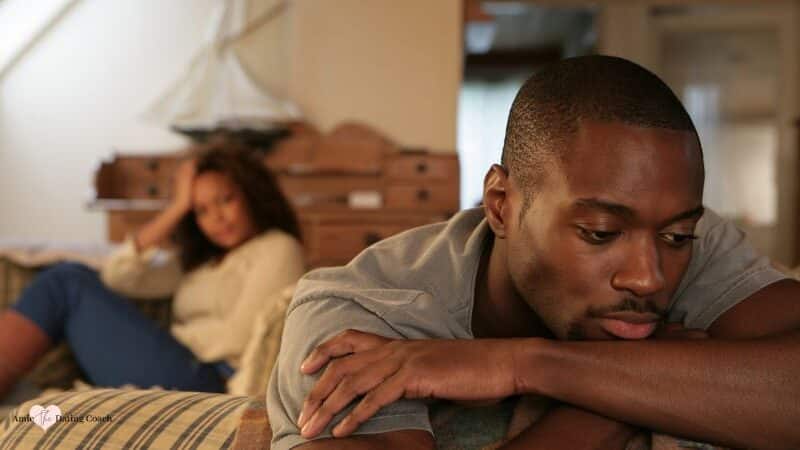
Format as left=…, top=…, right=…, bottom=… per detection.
left=298, top=350, right=391, bottom=429
left=300, top=362, right=401, bottom=438
left=301, top=329, right=391, bottom=374
left=300, top=344, right=352, bottom=375
left=299, top=402, right=337, bottom=438
left=331, top=373, right=407, bottom=437
left=299, top=358, right=355, bottom=429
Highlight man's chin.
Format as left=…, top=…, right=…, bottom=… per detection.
left=565, top=322, right=618, bottom=341
left=565, top=323, right=589, bottom=340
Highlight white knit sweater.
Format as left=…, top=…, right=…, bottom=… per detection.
left=100, top=229, right=306, bottom=368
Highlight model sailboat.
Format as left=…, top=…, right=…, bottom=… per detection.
left=142, top=0, right=300, bottom=145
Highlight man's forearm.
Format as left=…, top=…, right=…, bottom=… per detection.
left=296, top=430, right=434, bottom=450
left=515, top=332, right=800, bottom=449
left=500, top=405, right=641, bottom=450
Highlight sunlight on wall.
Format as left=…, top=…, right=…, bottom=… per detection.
left=0, top=0, right=214, bottom=241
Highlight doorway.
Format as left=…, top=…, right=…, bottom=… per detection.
left=648, top=3, right=799, bottom=264
left=458, top=2, right=597, bottom=208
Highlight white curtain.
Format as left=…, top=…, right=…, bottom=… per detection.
left=141, top=0, right=299, bottom=130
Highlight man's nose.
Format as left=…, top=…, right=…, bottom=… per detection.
left=611, top=236, right=666, bottom=297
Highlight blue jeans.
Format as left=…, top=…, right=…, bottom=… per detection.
left=11, top=262, right=228, bottom=392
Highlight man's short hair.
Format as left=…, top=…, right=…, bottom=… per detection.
left=501, top=55, right=701, bottom=210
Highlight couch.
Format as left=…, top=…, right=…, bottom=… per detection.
left=0, top=253, right=755, bottom=449
left=0, top=250, right=288, bottom=449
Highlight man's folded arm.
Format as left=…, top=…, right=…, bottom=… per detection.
left=514, top=279, right=800, bottom=449
left=500, top=404, right=642, bottom=450
left=267, top=296, right=435, bottom=450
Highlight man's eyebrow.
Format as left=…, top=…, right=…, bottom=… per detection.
left=573, top=198, right=635, bottom=220
left=573, top=199, right=705, bottom=225
left=663, top=205, right=705, bottom=225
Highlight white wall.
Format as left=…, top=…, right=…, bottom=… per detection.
left=0, top=0, right=228, bottom=242
left=286, top=0, right=462, bottom=152
left=0, top=0, right=463, bottom=242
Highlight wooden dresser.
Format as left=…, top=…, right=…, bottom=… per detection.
left=90, top=124, right=460, bottom=268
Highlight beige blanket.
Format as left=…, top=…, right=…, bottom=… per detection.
left=0, top=239, right=115, bottom=269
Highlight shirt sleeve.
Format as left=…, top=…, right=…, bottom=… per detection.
left=177, top=234, right=307, bottom=366
left=99, top=237, right=183, bottom=300
left=668, top=208, right=789, bottom=329
left=267, top=296, right=433, bottom=450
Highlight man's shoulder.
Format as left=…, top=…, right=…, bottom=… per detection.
left=286, top=209, right=489, bottom=338
left=670, top=207, right=788, bottom=329
left=298, top=209, right=484, bottom=297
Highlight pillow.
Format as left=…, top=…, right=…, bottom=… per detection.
left=227, top=284, right=295, bottom=396
left=0, top=388, right=270, bottom=449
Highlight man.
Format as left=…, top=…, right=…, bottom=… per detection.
left=267, top=55, right=800, bottom=449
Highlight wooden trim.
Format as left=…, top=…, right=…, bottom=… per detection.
left=465, top=47, right=562, bottom=71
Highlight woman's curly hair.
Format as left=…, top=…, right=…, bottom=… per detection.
left=173, top=138, right=301, bottom=272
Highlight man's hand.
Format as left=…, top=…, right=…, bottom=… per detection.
left=297, top=330, right=523, bottom=438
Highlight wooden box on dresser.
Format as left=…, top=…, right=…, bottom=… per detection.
left=89, top=124, right=460, bottom=268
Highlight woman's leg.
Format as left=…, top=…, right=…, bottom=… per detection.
left=10, top=262, right=226, bottom=392
left=0, top=310, right=51, bottom=398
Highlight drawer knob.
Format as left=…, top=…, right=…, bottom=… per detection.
left=364, top=232, right=382, bottom=246
left=147, top=185, right=160, bottom=197
left=416, top=189, right=430, bottom=201
left=415, top=162, right=428, bottom=174
left=147, top=160, right=160, bottom=171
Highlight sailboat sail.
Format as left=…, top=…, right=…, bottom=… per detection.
left=141, top=0, right=299, bottom=131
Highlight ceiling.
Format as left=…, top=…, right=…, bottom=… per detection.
left=465, top=1, right=597, bottom=56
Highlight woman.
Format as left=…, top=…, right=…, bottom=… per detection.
left=0, top=139, right=306, bottom=396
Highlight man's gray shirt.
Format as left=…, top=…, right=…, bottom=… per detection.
left=267, top=207, right=787, bottom=449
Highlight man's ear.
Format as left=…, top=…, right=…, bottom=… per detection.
left=483, top=164, right=511, bottom=239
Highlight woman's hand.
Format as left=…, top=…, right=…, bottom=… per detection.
left=171, top=159, right=196, bottom=214
left=296, top=330, right=524, bottom=439
left=134, top=158, right=196, bottom=251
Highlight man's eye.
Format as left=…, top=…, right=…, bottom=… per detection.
left=660, top=233, right=698, bottom=247
left=578, top=227, right=621, bottom=244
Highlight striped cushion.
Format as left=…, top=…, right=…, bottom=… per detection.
left=0, top=388, right=270, bottom=449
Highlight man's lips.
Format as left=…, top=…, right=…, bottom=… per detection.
left=597, top=312, right=661, bottom=340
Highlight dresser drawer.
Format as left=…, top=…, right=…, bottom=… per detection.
left=385, top=153, right=459, bottom=181
left=300, top=211, right=445, bottom=267
left=103, top=156, right=181, bottom=199
left=311, top=223, right=411, bottom=262
left=277, top=175, right=381, bottom=209
left=384, top=184, right=459, bottom=212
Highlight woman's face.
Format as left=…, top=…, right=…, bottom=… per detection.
left=192, top=171, right=259, bottom=250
